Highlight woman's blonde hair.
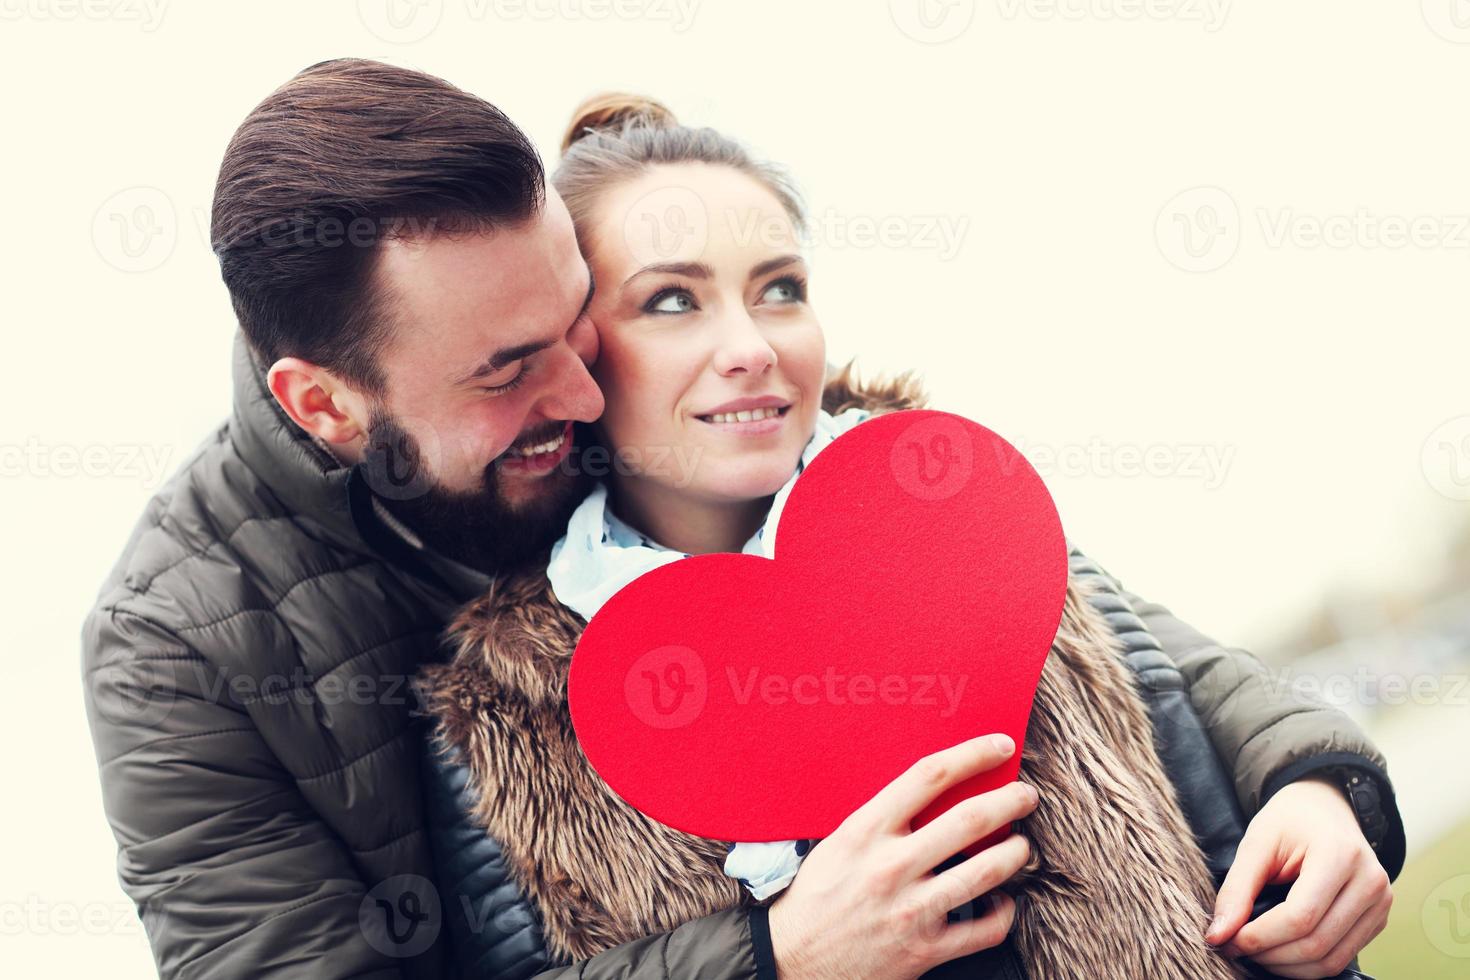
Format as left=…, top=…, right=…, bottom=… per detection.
left=552, top=92, right=807, bottom=251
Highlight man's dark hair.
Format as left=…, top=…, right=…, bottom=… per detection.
left=211, top=58, right=545, bottom=393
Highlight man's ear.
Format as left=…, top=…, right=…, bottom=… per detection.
left=266, top=357, right=371, bottom=450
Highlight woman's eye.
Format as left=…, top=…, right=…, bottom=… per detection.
left=759, top=276, right=806, bottom=305
left=645, top=287, right=697, bottom=315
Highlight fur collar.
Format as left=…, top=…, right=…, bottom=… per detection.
left=418, top=369, right=1246, bottom=978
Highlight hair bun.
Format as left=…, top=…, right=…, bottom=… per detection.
left=560, top=92, right=677, bottom=154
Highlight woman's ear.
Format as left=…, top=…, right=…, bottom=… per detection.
left=266, top=357, right=370, bottom=451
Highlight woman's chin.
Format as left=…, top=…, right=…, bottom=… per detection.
left=688, top=456, right=803, bottom=505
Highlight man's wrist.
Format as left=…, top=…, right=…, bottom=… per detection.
left=747, top=903, right=781, bottom=980
left=1314, top=765, right=1391, bottom=852
left=1261, top=751, right=1406, bottom=880
left=1290, top=767, right=1389, bottom=852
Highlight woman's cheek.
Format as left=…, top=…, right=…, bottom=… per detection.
left=591, top=334, right=639, bottom=411
left=607, top=338, right=674, bottom=454
left=783, top=323, right=826, bottom=405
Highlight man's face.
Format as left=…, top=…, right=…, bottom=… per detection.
left=359, top=189, right=605, bottom=571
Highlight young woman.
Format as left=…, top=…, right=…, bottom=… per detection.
left=416, top=97, right=1400, bottom=980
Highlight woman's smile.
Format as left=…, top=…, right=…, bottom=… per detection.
left=693, top=396, right=793, bottom=436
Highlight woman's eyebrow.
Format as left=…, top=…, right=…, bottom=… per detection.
left=622, top=261, right=713, bottom=287
left=748, top=254, right=803, bottom=279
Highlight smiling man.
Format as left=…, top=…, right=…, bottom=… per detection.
left=80, top=59, right=611, bottom=979
left=276, top=198, right=604, bottom=572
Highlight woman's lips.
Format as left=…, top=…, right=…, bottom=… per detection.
left=498, top=421, right=574, bottom=477
left=694, top=404, right=790, bottom=436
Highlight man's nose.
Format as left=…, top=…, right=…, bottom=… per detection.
left=539, top=336, right=605, bottom=423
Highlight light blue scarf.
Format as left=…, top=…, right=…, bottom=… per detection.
left=547, top=407, right=870, bottom=899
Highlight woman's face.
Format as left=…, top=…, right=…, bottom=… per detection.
left=583, top=162, right=826, bottom=507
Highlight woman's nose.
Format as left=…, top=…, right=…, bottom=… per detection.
left=711, top=313, right=777, bottom=377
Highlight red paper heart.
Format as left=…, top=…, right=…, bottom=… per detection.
left=568, top=410, right=1067, bottom=848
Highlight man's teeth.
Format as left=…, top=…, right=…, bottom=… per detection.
left=702, top=406, right=785, bottom=424
left=509, top=431, right=566, bottom=457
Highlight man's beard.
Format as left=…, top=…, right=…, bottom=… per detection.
left=359, top=409, right=592, bottom=576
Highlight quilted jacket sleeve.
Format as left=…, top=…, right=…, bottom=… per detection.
left=422, top=739, right=776, bottom=980
left=528, top=908, right=773, bottom=980
left=83, top=606, right=402, bottom=979
left=1080, top=555, right=1407, bottom=879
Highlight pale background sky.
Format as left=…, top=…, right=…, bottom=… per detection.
left=2, top=1, right=1467, bottom=974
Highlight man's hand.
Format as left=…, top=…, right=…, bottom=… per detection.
left=767, top=734, right=1037, bottom=980
left=1205, top=776, right=1393, bottom=978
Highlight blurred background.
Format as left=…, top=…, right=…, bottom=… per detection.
left=2, top=1, right=1466, bottom=975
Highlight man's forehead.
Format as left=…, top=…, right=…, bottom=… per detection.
left=375, top=213, right=587, bottom=361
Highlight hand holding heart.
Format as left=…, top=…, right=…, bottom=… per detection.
left=766, top=734, right=1039, bottom=980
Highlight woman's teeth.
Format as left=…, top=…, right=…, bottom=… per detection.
left=700, top=406, right=786, bottom=424
left=509, top=430, right=566, bottom=457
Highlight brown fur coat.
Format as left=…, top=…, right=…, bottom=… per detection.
left=418, top=368, right=1247, bottom=980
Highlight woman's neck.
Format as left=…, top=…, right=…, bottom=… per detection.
left=607, top=475, right=771, bottom=556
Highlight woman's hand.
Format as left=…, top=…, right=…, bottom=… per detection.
left=1206, top=777, right=1393, bottom=978
left=766, top=733, right=1038, bottom=980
